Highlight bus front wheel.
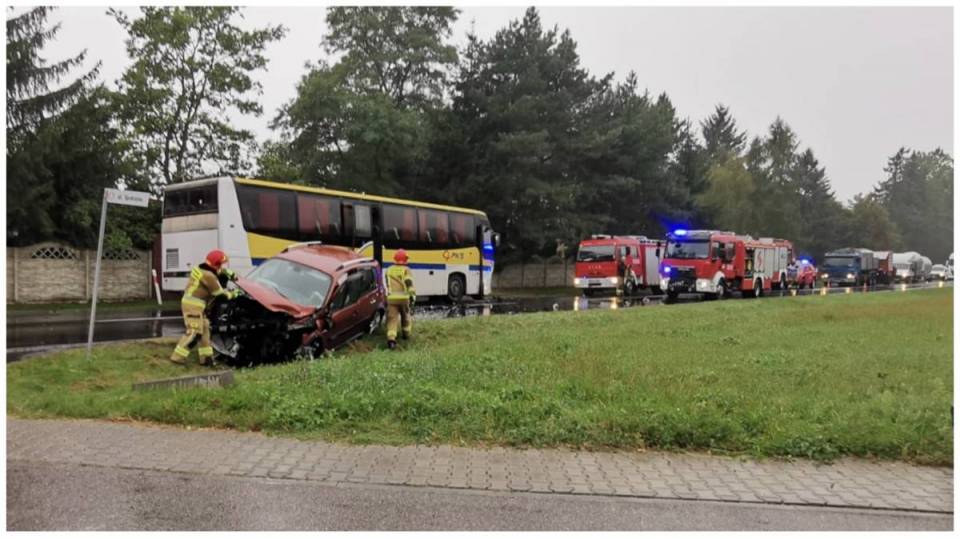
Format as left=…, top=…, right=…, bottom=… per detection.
left=448, top=274, right=466, bottom=302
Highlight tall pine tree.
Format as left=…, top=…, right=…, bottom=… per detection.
left=7, top=7, right=100, bottom=245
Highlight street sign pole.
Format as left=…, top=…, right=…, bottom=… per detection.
left=86, top=190, right=109, bottom=359
left=86, top=188, right=151, bottom=360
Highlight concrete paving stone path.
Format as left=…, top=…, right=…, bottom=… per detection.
left=6, top=418, right=953, bottom=514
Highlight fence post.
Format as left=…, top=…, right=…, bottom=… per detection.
left=146, top=249, right=153, bottom=298
left=519, top=263, right=525, bottom=288
left=12, top=246, right=18, bottom=303
left=543, top=261, right=548, bottom=287
left=84, top=250, right=91, bottom=300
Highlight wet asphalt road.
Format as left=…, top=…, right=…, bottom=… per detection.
left=7, top=461, right=951, bottom=531
left=6, top=281, right=950, bottom=362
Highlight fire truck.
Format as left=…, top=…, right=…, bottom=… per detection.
left=658, top=230, right=793, bottom=300
left=574, top=235, right=662, bottom=296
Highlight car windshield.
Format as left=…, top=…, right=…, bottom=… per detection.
left=245, top=258, right=333, bottom=307
left=823, top=256, right=856, bottom=267
left=665, top=240, right=709, bottom=259
left=933, top=265, right=946, bottom=271
left=577, top=245, right=615, bottom=262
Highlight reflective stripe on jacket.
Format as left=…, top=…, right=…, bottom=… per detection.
left=182, top=265, right=227, bottom=308
left=386, top=264, right=415, bottom=303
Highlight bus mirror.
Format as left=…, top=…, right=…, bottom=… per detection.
left=494, top=233, right=501, bottom=248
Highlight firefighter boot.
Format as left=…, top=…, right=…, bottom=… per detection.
left=387, top=340, right=397, bottom=350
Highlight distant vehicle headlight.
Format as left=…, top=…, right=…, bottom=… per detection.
left=609, top=277, right=619, bottom=284
left=574, top=278, right=581, bottom=285
left=846, top=273, right=855, bottom=279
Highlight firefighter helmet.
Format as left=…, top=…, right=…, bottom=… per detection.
left=205, top=249, right=229, bottom=270
left=393, top=249, right=409, bottom=265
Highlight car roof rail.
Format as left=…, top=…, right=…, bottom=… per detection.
left=281, top=241, right=324, bottom=253
left=336, top=257, right=376, bottom=271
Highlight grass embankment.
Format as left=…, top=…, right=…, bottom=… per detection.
left=8, top=289, right=953, bottom=464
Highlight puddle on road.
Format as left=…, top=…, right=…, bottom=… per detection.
left=414, top=293, right=661, bottom=320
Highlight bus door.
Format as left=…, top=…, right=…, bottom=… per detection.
left=478, top=224, right=497, bottom=297
left=342, top=202, right=373, bottom=249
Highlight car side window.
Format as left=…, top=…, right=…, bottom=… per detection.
left=341, top=271, right=368, bottom=308
left=362, top=267, right=378, bottom=292
left=329, top=283, right=349, bottom=311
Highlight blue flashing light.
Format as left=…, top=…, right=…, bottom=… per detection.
left=663, top=267, right=671, bottom=274
left=673, top=229, right=687, bottom=236
left=800, top=259, right=810, bottom=265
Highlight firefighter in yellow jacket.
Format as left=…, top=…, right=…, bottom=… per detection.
left=170, top=249, right=239, bottom=366
left=385, top=249, right=416, bottom=350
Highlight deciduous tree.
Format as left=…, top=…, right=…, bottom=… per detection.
left=112, top=6, right=285, bottom=189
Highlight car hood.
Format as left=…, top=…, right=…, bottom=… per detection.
left=235, top=277, right=317, bottom=319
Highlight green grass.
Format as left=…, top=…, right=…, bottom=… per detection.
left=7, top=289, right=953, bottom=464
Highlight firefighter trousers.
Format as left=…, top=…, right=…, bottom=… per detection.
left=171, top=301, right=213, bottom=364
left=386, top=302, right=412, bottom=342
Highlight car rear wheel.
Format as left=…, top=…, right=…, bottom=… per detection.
left=366, top=310, right=384, bottom=335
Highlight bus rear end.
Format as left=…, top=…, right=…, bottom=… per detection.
left=161, top=177, right=252, bottom=293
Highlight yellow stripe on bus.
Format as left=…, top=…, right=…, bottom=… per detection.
left=236, top=177, right=487, bottom=216
left=247, top=232, right=482, bottom=266
left=357, top=245, right=481, bottom=265
left=247, top=233, right=304, bottom=260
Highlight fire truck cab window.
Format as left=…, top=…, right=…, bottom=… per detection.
left=619, top=246, right=629, bottom=259
left=824, top=256, right=856, bottom=267
left=666, top=240, right=710, bottom=259
left=577, top=245, right=615, bottom=262
left=714, top=243, right=725, bottom=260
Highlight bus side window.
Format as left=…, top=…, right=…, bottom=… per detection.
left=449, top=213, right=474, bottom=249
left=236, top=184, right=296, bottom=238
left=296, top=193, right=341, bottom=242
left=382, top=204, right=418, bottom=248
left=418, top=209, right=450, bottom=248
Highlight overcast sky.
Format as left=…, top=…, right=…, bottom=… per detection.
left=40, top=5, right=953, bottom=202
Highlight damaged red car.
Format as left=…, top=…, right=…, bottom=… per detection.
left=210, top=243, right=385, bottom=366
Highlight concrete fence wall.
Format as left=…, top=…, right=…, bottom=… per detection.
left=493, top=259, right=574, bottom=289
left=7, top=242, right=153, bottom=304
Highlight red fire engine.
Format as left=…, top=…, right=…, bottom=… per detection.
left=574, top=235, right=662, bottom=296
left=659, top=229, right=794, bottom=300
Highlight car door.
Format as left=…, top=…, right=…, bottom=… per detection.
left=353, top=266, right=380, bottom=323
left=326, top=269, right=374, bottom=348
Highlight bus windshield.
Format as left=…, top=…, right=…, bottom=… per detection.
left=577, top=245, right=615, bottom=262
left=665, top=240, right=709, bottom=259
